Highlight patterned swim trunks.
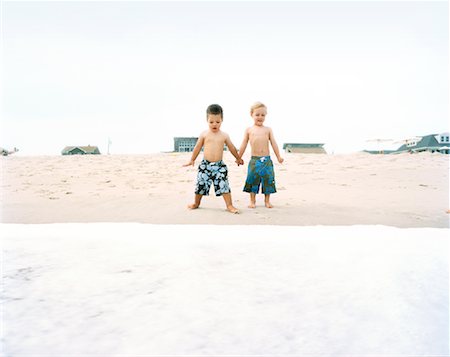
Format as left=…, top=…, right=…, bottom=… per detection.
left=195, top=159, right=231, bottom=196
left=243, top=156, right=276, bottom=194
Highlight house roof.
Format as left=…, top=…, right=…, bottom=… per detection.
left=396, top=134, right=446, bottom=152
left=62, top=145, right=100, bottom=154
left=174, top=137, right=198, bottom=140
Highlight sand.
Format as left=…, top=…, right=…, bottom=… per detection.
left=1, top=151, right=448, bottom=227
left=1, top=152, right=449, bottom=355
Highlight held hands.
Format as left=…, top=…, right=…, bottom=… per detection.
left=235, top=158, right=244, bottom=166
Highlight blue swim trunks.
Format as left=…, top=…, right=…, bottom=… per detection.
left=195, top=159, right=231, bottom=196
left=243, top=156, right=276, bottom=194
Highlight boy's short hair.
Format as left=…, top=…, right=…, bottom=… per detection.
left=206, top=104, right=223, bottom=118
left=250, top=101, right=267, bottom=114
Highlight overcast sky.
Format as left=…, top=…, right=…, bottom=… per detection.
left=1, top=0, right=448, bottom=155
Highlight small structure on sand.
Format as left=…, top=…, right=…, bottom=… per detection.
left=0, top=147, right=19, bottom=156
left=174, top=137, right=198, bottom=152
left=61, top=146, right=101, bottom=155
left=283, top=143, right=327, bottom=154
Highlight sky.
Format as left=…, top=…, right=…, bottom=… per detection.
left=1, top=0, right=448, bottom=155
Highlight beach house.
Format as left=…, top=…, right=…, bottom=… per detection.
left=393, top=133, right=449, bottom=154
left=283, top=143, right=327, bottom=154
left=61, top=146, right=101, bottom=155
left=174, top=137, right=198, bottom=152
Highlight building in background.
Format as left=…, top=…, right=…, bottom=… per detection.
left=364, top=133, right=450, bottom=154
left=61, top=146, right=101, bottom=155
left=283, top=143, right=327, bottom=154
left=393, top=133, right=449, bottom=154
left=174, top=137, right=198, bottom=152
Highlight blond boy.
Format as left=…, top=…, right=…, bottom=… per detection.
left=184, top=104, right=243, bottom=213
left=238, top=102, right=284, bottom=208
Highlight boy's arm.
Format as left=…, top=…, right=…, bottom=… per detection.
left=225, top=135, right=244, bottom=165
left=183, top=134, right=204, bottom=167
left=238, top=129, right=250, bottom=159
left=269, top=128, right=284, bottom=163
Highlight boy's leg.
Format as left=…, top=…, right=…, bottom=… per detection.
left=249, top=192, right=257, bottom=208
left=222, top=193, right=239, bottom=214
left=264, top=194, right=273, bottom=208
left=244, top=158, right=258, bottom=209
left=262, top=158, right=275, bottom=208
left=188, top=194, right=203, bottom=209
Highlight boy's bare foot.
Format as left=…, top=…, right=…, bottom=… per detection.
left=248, top=203, right=256, bottom=209
left=188, top=203, right=200, bottom=209
left=227, top=205, right=239, bottom=214
left=265, top=202, right=273, bottom=208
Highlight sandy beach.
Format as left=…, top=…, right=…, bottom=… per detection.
left=1, top=152, right=449, bottom=355
left=1, top=152, right=448, bottom=227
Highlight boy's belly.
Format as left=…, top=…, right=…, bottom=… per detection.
left=202, top=147, right=225, bottom=163
left=249, top=138, right=270, bottom=156
left=251, top=147, right=270, bottom=156
left=203, top=150, right=224, bottom=163
left=203, top=154, right=224, bottom=163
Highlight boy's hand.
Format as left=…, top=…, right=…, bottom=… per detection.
left=278, top=157, right=284, bottom=164
left=235, top=158, right=244, bottom=166
left=183, top=160, right=195, bottom=167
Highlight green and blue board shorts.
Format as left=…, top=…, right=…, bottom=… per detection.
left=243, top=156, right=276, bottom=194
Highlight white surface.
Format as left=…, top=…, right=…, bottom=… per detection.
left=1, top=224, right=449, bottom=356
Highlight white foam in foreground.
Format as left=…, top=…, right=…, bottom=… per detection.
left=1, top=224, right=449, bottom=356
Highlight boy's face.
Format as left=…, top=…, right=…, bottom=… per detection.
left=251, top=107, right=267, bottom=126
left=207, top=114, right=223, bottom=133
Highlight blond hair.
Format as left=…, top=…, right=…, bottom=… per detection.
left=250, top=101, right=267, bottom=114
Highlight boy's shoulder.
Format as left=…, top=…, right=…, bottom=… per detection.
left=218, top=130, right=229, bottom=138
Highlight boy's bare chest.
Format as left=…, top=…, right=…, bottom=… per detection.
left=249, top=128, right=269, bottom=140
left=205, top=133, right=226, bottom=145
